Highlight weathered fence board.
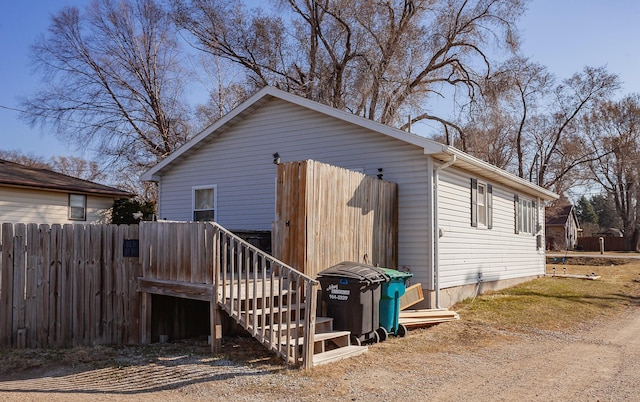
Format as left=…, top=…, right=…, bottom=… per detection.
left=0, top=223, right=141, bottom=349
left=12, top=224, right=26, bottom=347
left=1, top=223, right=15, bottom=346
left=274, top=160, right=398, bottom=278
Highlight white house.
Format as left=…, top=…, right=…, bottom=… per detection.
left=0, top=159, right=132, bottom=225
left=142, top=87, right=558, bottom=308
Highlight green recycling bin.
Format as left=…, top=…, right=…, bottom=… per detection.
left=379, top=268, right=413, bottom=337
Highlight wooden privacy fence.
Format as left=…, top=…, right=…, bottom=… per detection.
left=0, top=223, right=141, bottom=349
left=0, top=221, right=319, bottom=368
left=273, top=160, right=398, bottom=279
left=577, top=236, right=626, bottom=252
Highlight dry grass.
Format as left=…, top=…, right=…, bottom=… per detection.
left=456, top=258, right=640, bottom=333
left=2, top=257, right=640, bottom=381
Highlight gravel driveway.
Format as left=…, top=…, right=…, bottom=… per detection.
left=1, top=305, right=639, bottom=401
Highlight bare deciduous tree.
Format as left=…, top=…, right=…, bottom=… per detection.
left=0, top=150, right=50, bottom=169
left=21, top=0, right=193, bottom=176
left=458, top=57, right=551, bottom=169
left=0, top=149, right=108, bottom=184
left=533, top=66, right=619, bottom=193
left=194, top=55, right=250, bottom=127
left=460, top=61, right=619, bottom=195
left=173, top=0, right=526, bottom=130
left=584, top=94, right=640, bottom=250
left=50, top=156, right=107, bottom=183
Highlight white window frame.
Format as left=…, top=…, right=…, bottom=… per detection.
left=69, top=194, right=86, bottom=221
left=515, top=195, right=536, bottom=235
left=471, top=179, right=492, bottom=229
left=477, top=183, right=487, bottom=227
left=192, top=185, right=217, bottom=222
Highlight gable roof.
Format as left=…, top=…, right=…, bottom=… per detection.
left=0, top=159, right=132, bottom=198
left=545, top=203, right=577, bottom=226
left=141, top=86, right=558, bottom=201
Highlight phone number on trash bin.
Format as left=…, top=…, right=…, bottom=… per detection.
left=327, top=284, right=350, bottom=301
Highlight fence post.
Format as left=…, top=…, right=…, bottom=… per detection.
left=303, top=281, right=317, bottom=369
left=211, top=224, right=223, bottom=353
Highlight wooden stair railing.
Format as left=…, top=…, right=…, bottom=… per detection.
left=212, top=223, right=319, bottom=368
left=139, top=222, right=367, bottom=368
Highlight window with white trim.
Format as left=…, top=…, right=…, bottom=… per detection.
left=193, top=185, right=217, bottom=222
left=471, top=179, right=492, bottom=229
left=514, top=195, right=536, bottom=235
left=69, top=194, right=86, bottom=221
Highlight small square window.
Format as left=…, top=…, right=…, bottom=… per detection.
left=69, top=194, right=86, bottom=221
left=193, top=186, right=216, bottom=222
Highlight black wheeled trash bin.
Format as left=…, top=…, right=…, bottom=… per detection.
left=317, top=262, right=388, bottom=345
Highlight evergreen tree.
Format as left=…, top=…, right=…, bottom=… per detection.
left=575, top=196, right=598, bottom=225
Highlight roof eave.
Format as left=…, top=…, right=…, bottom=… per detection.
left=141, top=86, right=447, bottom=181
left=0, top=182, right=132, bottom=198
left=430, top=146, right=559, bottom=201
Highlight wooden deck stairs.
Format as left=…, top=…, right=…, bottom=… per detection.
left=220, top=278, right=368, bottom=367
left=138, top=221, right=367, bottom=368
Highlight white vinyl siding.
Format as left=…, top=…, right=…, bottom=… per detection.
left=157, top=98, right=433, bottom=285
left=155, top=97, right=551, bottom=291
left=437, top=169, right=545, bottom=288
left=0, top=187, right=114, bottom=224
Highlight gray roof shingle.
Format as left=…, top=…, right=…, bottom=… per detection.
left=0, top=159, right=132, bottom=198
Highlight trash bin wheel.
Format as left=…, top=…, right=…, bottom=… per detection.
left=350, top=335, right=361, bottom=346
left=376, top=327, right=388, bottom=342
left=397, top=323, right=408, bottom=337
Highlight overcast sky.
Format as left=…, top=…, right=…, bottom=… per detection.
left=1, top=0, right=639, bottom=160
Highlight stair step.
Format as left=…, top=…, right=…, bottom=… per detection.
left=314, top=330, right=351, bottom=343
left=284, top=330, right=351, bottom=347
left=285, top=330, right=352, bottom=354
left=243, top=303, right=307, bottom=316
left=265, top=316, right=332, bottom=332
left=313, top=345, right=368, bottom=367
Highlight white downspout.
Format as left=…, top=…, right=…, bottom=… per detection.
left=433, top=155, right=456, bottom=309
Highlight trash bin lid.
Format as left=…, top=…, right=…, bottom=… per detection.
left=317, top=261, right=388, bottom=284
left=380, top=267, right=413, bottom=280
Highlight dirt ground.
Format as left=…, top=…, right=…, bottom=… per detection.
left=1, top=303, right=639, bottom=402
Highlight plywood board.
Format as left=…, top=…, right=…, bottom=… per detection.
left=400, top=283, right=424, bottom=310
left=399, top=309, right=460, bottom=328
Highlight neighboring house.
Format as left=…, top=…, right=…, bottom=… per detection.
left=142, top=87, right=558, bottom=308
left=0, top=159, right=132, bottom=224
left=596, top=228, right=624, bottom=237
left=545, top=202, right=580, bottom=251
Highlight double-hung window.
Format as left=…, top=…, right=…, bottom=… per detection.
left=471, top=179, right=492, bottom=229
left=515, top=195, right=537, bottom=235
left=69, top=194, right=86, bottom=221
left=193, top=185, right=217, bottom=222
